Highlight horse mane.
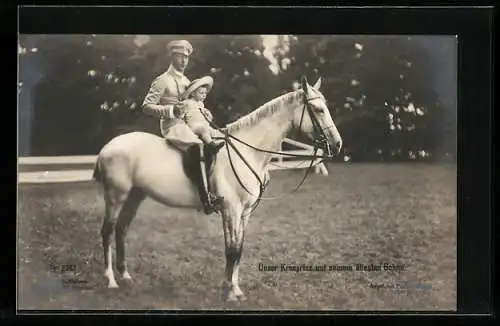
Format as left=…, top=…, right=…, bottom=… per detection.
left=225, top=89, right=305, bottom=134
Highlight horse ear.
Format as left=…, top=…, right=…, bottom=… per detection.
left=312, top=77, right=322, bottom=90
left=301, top=76, right=309, bottom=92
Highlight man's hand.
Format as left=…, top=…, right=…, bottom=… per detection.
left=172, top=105, right=185, bottom=119
left=172, top=106, right=181, bottom=118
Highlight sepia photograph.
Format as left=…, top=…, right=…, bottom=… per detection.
left=17, top=33, right=457, bottom=311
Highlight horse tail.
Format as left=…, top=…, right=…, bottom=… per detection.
left=93, top=157, right=103, bottom=183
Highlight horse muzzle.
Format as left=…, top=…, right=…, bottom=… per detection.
left=314, top=136, right=340, bottom=158
left=326, top=142, right=341, bottom=158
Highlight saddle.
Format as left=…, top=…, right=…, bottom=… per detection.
left=181, top=142, right=224, bottom=214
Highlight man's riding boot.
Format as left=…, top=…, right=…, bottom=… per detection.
left=196, top=175, right=215, bottom=215
left=198, top=143, right=224, bottom=215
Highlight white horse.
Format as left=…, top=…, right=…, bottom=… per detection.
left=93, top=76, right=342, bottom=301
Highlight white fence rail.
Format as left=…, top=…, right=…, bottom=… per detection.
left=18, top=155, right=97, bottom=165
left=269, top=138, right=329, bottom=175
left=18, top=138, right=328, bottom=184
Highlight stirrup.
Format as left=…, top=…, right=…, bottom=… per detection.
left=204, top=192, right=224, bottom=214
left=208, top=192, right=224, bottom=206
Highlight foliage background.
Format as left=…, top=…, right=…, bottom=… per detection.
left=18, top=34, right=457, bottom=162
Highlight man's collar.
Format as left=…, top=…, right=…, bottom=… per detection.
left=167, top=64, right=185, bottom=78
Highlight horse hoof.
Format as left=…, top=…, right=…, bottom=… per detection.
left=107, top=282, right=119, bottom=289
left=121, top=271, right=132, bottom=281
left=120, top=277, right=133, bottom=288
left=225, top=291, right=246, bottom=302
left=225, top=293, right=239, bottom=302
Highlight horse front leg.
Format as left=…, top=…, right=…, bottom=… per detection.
left=221, top=204, right=252, bottom=302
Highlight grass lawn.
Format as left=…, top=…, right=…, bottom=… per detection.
left=17, top=163, right=457, bottom=311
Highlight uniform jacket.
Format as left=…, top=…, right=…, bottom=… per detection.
left=141, top=65, right=191, bottom=137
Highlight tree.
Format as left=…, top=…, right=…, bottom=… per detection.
left=19, top=35, right=455, bottom=160
left=277, top=35, right=453, bottom=161
left=20, top=35, right=279, bottom=155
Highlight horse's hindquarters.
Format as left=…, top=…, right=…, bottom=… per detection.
left=99, top=132, right=203, bottom=210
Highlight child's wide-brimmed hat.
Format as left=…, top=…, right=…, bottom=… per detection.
left=182, top=76, right=214, bottom=100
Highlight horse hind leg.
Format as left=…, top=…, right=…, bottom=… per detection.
left=101, top=185, right=130, bottom=289
left=115, top=187, right=145, bottom=282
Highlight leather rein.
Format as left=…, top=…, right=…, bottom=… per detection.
left=202, top=93, right=336, bottom=213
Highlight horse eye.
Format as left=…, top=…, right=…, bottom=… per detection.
left=315, top=107, right=325, bottom=114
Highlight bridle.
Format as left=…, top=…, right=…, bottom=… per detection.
left=203, top=89, right=338, bottom=213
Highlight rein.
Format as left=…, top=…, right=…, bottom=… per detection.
left=200, top=92, right=335, bottom=212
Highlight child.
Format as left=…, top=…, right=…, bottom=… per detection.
left=178, top=76, right=225, bottom=214
left=179, top=76, right=225, bottom=153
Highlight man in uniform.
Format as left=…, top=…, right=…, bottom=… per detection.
left=141, top=39, right=223, bottom=215
left=141, top=39, right=192, bottom=136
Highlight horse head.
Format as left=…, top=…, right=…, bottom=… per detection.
left=292, top=76, right=343, bottom=156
